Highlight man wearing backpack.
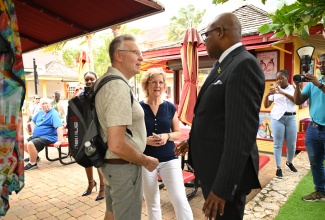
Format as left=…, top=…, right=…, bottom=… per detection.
left=95, top=34, right=159, bottom=220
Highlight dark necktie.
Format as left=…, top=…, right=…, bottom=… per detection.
left=206, top=61, right=220, bottom=81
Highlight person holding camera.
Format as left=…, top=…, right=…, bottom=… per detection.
left=264, top=70, right=298, bottom=179
left=73, top=71, right=105, bottom=201
left=294, top=53, right=325, bottom=202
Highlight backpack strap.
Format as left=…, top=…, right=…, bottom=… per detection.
left=93, top=75, right=134, bottom=136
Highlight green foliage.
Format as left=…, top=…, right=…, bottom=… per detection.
left=257, top=0, right=325, bottom=38
left=62, top=49, right=80, bottom=68
left=212, top=0, right=269, bottom=5
left=167, top=4, right=206, bottom=42
left=42, top=42, right=66, bottom=52
left=212, top=0, right=229, bottom=4
left=120, top=25, right=145, bottom=36
left=92, top=31, right=113, bottom=76
left=136, top=71, right=144, bottom=83
left=212, top=0, right=325, bottom=38
left=91, top=25, right=144, bottom=77
left=42, top=24, right=145, bottom=79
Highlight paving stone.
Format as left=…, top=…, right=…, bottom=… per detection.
left=0, top=118, right=311, bottom=220
left=244, top=151, right=310, bottom=219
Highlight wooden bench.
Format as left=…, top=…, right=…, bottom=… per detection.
left=44, top=141, right=76, bottom=165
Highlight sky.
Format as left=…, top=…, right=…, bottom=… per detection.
left=128, top=0, right=296, bottom=30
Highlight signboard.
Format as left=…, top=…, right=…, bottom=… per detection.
left=256, top=51, right=278, bottom=80
left=257, top=112, right=273, bottom=140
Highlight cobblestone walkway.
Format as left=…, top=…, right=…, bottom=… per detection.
left=1, top=117, right=309, bottom=220
left=244, top=151, right=310, bottom=220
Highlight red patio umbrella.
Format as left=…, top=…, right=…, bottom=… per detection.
left=178, top=28, right=203, bottom=125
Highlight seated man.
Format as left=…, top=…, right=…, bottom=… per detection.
left=24, top=97, right=64, bottom=171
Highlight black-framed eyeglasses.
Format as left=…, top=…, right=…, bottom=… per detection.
left=201, top=27, right=225, bottom=42
left=118, top=49, right=142, bottom=57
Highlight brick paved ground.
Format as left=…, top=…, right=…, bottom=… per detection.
left=0, top=116, right=277, bottom=219
left=0, top=148, right=276, bottom=220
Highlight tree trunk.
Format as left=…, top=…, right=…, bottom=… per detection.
left=86, top=34, right=94, bottom=71
left=111, top=26, right=121, bottom=38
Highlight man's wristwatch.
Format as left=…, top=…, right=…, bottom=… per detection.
left=319, top=84, right=324, bottom=89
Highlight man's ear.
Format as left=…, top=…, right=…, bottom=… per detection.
left=114, top=51, right=123, bottom=63
left=218, top=26, right=225, bottom=38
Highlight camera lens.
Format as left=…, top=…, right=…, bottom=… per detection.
left=293, top=75, right=305, bottom=83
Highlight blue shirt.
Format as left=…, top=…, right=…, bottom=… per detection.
left=32, top=109, right=63, bottom=142
left=140, top=100, right=177, bottom=162
left=301, top=76, right=325, bottom=126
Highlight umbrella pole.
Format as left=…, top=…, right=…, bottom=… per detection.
left=173, top=70, right=179, bottom=105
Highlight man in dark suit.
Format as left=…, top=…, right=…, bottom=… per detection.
left=176, top=13, right=265, bottom=219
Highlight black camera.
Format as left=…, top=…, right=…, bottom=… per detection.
left=293, top=54, right=312, bottom=83
left=293, top=74, right=307, bottom=83
left=84, top=86, right=91, bottom=93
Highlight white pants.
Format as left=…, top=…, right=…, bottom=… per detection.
left=142, top=159, right=193, bottom=220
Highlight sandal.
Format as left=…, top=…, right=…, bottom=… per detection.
left=82, top=180, right=97, bottom=196
left=95, top=184, right=105, bottom=201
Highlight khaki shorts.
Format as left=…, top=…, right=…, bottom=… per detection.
left=100, top=163, right=142, bottom=220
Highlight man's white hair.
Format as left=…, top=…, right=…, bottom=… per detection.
left=40, top=97, right=52, bottom=104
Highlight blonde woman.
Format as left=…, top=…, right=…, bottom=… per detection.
left=140, top=68, right=193, bottom=220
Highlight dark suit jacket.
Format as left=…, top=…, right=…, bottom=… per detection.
left=190, top=45, right=265, bottom=201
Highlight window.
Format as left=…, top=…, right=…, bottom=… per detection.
left=68, top=86, right=76, bottom=98
left=167, top=86, right=171, bottom=95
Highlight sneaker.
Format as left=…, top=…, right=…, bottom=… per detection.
left=276, top=168, right=283, bottom=179
left=302, top=191, right=325, bottom=202
left=286, top=162, right=298, bottom=172
left=24, top=163, right=38, bottom=171
left=24, top=156, right=40, bottom=162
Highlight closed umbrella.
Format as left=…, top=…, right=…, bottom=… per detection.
left=178, top=28, right=203, bottom=125
left=76, top=51, right=90, bottom=84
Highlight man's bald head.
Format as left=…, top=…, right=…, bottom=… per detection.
left=212, top=13, right=242, bottom=43
left=203, top=13, right=242, bottom=60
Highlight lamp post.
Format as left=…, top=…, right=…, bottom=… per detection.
left=33, top=58, right=38, bottom=94
left=293, top=46, right=315, bottom=83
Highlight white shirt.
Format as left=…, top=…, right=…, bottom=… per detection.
left=219, top=42, right=242, bottom=63
left=269, top=84, right=296, bottom=120
left=28, top=103, right=41, bottom=118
